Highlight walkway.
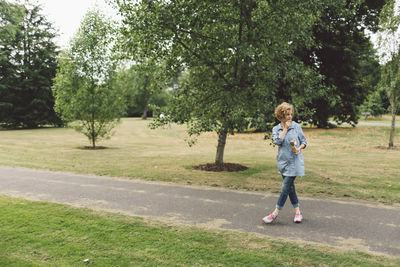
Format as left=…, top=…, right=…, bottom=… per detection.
left=0, top=166, right=399, bottom=256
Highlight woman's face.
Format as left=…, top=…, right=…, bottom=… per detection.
left=282, top=109, right=293, bottom=123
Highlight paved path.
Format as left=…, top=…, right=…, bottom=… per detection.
left=0, top=166, right=399, bottom=256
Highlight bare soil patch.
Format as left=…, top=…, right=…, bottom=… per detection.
left=80, top=146, right=108, bottom=150
left=193, top=163, right=248, bottom=172
left=375, top=146, right=400, bottom=150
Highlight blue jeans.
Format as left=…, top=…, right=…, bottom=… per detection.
left=276, top=176, right=299, bottom=210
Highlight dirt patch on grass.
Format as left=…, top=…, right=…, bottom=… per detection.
left=79, top=146, right=108, bottom=150
left=193, top=163, right=248, bottom=172
left=375, top=146, right=400, bottom=150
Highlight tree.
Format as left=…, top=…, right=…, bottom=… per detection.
left=293, top=0, right=385, bottom=128
left=376, top=0, right=400, bottom=148
left=114, top=0, right=323, bottom=165
left=53, top=9, right=125, bottom=148
left=360, top=88, right=386, bottom=118
left=0, top=1, right=22, bottom=122
left=380, top=57, right=400, bottom=148
left=0, top=1, right=61, bottom=128
left=115, top=61, right=170, bottom=119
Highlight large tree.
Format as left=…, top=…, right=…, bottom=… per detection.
left=292, top=0, right=385, bottom=128
left=376, top=0, right=400, bottom=148
left=114, top=0, right=323, bottom=165
left=53, top=9, right=125, bottom=148
left=115, top=61, right=169, bottom=119
left=0, top=1, right=60, bottom=128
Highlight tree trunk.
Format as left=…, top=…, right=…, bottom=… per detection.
left=142, top=103, right=148, bottom=120
left=141, top=75, right=150, bottom=120
left=389, top=103, right=396, bottom=148
left=91, top=121, right=96, bottom=149
left=91, top=83, right=96, bottom=149
left=92, top=134, right=96, bottom=149
left=215, top=130, right=227, bottom=165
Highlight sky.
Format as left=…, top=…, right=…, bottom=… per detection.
left=31, top=0, right=118, bottom=49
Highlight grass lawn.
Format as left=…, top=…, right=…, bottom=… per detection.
left=0, top=117, right=399, bottom=204
left=0, top=118, right=400, bottom=203
left=1, top=195, right=398, bottom=266
left=1, top=118, right=399, bottom=265
left=359, top=114, right=400, bottom=123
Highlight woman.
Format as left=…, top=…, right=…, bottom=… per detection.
left=263, top=102, right=307, bottom=224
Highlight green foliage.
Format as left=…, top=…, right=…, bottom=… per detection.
left=360, top=88, right=387, bottom=117
left=377, top=0, right=400, bottom=147
left=294, top=0, right=384, bottom=128
left=378, top=0, right=400, bottom=33
left=114, top=0, right=323, bottom=163
left=114, top=61, right=171, bottom=119
left=52, top=9, right=125, bottom=148
left=0, top=1, right=61, bottom=128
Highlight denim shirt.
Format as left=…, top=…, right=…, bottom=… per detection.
left=272, top=121, right=307, bottom=177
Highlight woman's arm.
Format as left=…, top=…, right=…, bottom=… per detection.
left=295, top=124, right=307, bottom=154
left=278, top=121, right=290, bottom=138
left=279, top=126, right=288, bottom=139
left=272, top=126, right=286, bottom=145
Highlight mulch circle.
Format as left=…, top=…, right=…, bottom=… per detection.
left=193, top=163, right=248, bottom=172
left=80, top=146, right=108, bottom=150
left=375, top=146, right=400, bottom=150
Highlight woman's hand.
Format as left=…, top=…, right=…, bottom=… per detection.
left=279, top=120, right=291, bottom=139
left=284, top=121, right=291, bottom=129
left=295, top=144, right=305, bottom=155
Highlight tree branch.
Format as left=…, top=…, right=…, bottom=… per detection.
left=172, top=30, right=233, bottom=88
left=174, top=28, right=219, bottom=42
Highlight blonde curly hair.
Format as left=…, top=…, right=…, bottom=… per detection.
left=275, top=102, right=294, bottom=121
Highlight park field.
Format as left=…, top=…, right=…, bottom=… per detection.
left=0, top=117, right=399, bottom=204
left=1, top=195, right=399, bottom=266
left=1, top=118, right=400, bottom=265
left=359, top=114, right=400, bottom=123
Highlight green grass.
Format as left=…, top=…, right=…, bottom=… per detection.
left=1, top=195, right=398, bottom=266
left=358, top=114, right=400, bottom=123
left=0, top=118, right=399, bottom=204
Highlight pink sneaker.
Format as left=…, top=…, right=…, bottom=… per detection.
left=262, top=213, right=277, bottom=224
left=294, top=212, right=303, bottom=223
